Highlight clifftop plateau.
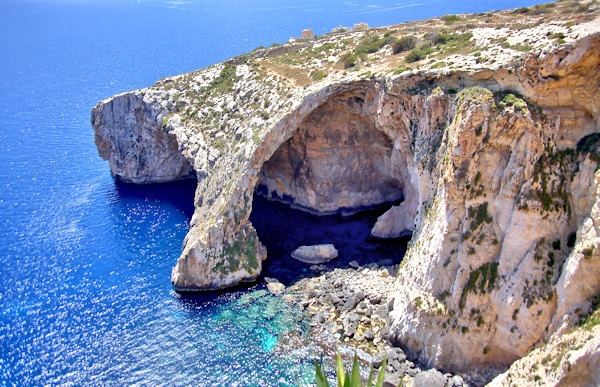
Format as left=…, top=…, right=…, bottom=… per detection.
left=92, top=1, right=600, bottom=384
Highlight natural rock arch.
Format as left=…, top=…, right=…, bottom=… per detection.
left=250, top=83, right=420, bottom=244
left=257, top=91, right=403, bottom=215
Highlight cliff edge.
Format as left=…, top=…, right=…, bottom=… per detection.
left=92, top=1, right=600, bottom=382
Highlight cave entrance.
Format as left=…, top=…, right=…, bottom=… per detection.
left=250, top=92, right=411, bottom=285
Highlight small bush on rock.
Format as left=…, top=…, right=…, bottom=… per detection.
left=392, top=36, right=417, bottom=53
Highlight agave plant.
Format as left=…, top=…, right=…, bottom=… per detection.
left=315, top=351, right=387, bottom=387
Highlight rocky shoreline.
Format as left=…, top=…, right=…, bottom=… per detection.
left=267, top=262, right=483, bottom=387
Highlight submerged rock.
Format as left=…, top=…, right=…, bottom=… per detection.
left=291, top=244, right=338, bottom=264
left=265, top=278, right=285, bottom=295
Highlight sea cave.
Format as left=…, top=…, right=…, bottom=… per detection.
left=250, top=89, right=415, bottom=284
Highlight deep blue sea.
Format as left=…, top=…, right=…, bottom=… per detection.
left=1, top=0, right=546, bottom=385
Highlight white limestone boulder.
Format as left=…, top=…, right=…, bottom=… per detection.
left=291, top=244, right=338, bottom=264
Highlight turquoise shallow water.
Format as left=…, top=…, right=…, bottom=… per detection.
left=0, top=0, right=546, bottom=384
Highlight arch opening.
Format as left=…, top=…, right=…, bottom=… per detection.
left=250, top=92, right=412, bottom=284
left=256, top=94, right=404, bottom=215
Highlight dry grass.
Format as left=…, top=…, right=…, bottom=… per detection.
left=255, top=1, right=599, bottom=86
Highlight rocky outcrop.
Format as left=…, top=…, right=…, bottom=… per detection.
left=489, top=310, right=600, bottom=386
left=386, top=34, right=600, bottom=374
left=265, top=277, right=286, bottom=295
left=92, top=91, right=194, bottom=183
left=92, top=4, right=600, bottom=383
left=371, top=203, right=414, bottom=238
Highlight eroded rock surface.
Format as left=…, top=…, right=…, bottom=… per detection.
left=92, top=91, right=194, bottom=183
left=258, top=89, right=403, bottom=214
left=92, top=5, right=600, bottom=383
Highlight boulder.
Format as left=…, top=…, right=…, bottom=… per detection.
left=266, top=281, right=285, bottom=296
left=264, top=277, right=279, bottom=284
left=413, top=369, right=447, bottom=387
left=371, top=202, right=414, bottom=238
left=291, top=244, right=338, bottom=264
left=383, top=373, right=403, bottom=387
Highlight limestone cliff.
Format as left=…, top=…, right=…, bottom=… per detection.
left=489, top=308, right=600, bottom=386
left=92, top=2, right=600, bottom=382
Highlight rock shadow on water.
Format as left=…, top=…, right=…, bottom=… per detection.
left=250, top=192, right=411, bottom=286
left=113, top=178, right=197, bottom=219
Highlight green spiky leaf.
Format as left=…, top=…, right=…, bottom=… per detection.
left=366, top=363, right=375, bottom=387
left=375, top=358, right=387, bottom=387
left=337, top=352, right=346, bottom=387
left=315, top=360, right=330, bottom=387
left=350, top=353, right=361, bottom=386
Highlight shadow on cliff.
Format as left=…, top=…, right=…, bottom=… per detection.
left=250, top=192, right=411, bottom=286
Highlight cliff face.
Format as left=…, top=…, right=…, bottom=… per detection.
left=93, top=91, right=194, bottom=183
left=386, top=35, right=600, bottom=372
left=92, top=4, right=600, bottom=381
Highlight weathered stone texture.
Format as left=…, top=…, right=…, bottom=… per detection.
left=259, top=89, right=403, bottom=214
left=91, top=91, right=194, bottom=183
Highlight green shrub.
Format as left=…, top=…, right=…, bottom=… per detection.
left=548, top=252, right=555, bottom=267
left=315, top=352, right=386, bottom=387
left=405, top=49, right=425, bottom=63
left=457, top=86, right=493, bottom=104
left=340, top=34, right=397, bottom=69
left=355, top=34, right=397, bottom=56
left=500, top=93, right=528, bottom=112
left=341, top=52, right=359, bottom=68
left=468, top=202, right=493, bottom=231
left=311, top=70, right=327, bottom=80
left=577, top=4, right=590, bottom=13
left=431, top=33, right=452, bottom=45
left=392, top=35, right=417, bottom=53
left=210, top=64, right=238, bottom=94
left=404, top=40, right=436, bottom=62
left=415, top=296, right=423, bottom=308
left=419, top=40, right=433, bottom=51
left=459, top=261, right=499, bottom=309
left=441, top=14, right=461, bottom=25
